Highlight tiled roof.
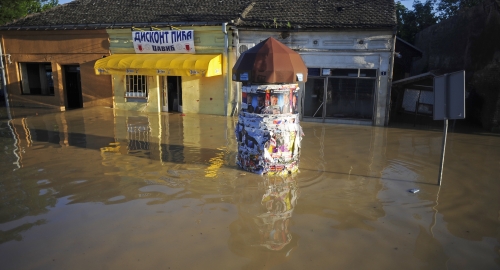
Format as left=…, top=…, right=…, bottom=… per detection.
left=238, top=0, right=397, bottom=29
left=1, top=0, right=396, bottom=30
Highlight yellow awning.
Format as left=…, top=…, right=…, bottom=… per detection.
left=94, top=54, right=222, bottom=77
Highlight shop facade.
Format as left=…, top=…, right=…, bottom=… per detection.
left=237, top=30, right=395, bottom=126
left=98, top=26, right=233, bottom=115
left=0, top=0, right=396, bottom=126
left=0, top=29, right=113, bottom=111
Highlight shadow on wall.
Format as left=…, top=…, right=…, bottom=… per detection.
left=80, top=60, right=113, bottom=107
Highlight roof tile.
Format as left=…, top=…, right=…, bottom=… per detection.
left=1, top=0, right=396, bottom=30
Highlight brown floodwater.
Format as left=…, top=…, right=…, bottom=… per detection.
left=0, top=107, right=499, bottom=269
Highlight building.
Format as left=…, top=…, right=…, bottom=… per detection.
left=0, top=0, right=397, bottom=126
left=235, top=1, right=397, bottom=125
left=0, top=28, right=112, bottom=111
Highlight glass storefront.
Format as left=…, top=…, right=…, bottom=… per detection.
left=303, top=68, right=376, bottom=121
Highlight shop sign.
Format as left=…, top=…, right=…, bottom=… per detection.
left=132, top=30, right=195, bottom=54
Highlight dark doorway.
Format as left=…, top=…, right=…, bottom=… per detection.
left=64, top=65, right=83, bottom=110
left=167, top=76, right=182, bottom=112
left=304, top=77, right=325, bottom=118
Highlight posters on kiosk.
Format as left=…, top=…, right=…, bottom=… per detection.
left=236, top=84, right=303, bottom=175
left=241, top=84, right=299, bottom=115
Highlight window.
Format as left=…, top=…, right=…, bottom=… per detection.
left=325, top=78, right=376, bottom=119
left=331, top=68, right=358, bottom=77
left=126, top=75, right=148, bottom=98
left=319, top=68, right=378, bottom=78
left=307, top=68, right=321, bottom=76
left=402, top=89, right=434, bottom=115
left=19, top=63, right=54, bottom=95
left=359, top=69, right=377, bottom=77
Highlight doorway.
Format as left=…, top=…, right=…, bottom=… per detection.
left=303, top=77, right=325, bottom=118
left=161, top=76, right=182, bottom=112
left=64, top=65, right=82, bottom=110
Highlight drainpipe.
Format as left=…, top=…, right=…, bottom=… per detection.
left=0, top=39, right=11, bottom=120
left=231, top=27, right=239, bottom=116
left=385, top=31, right=397, bottom=126
left=223, top=22, right=229, bottom=116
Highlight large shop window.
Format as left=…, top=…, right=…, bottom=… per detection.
left=325, top=78, right=375, bottom=119
left=305, top=68, right=377, bottom=120
left=19, top=63, right=54, bottom=95
left=126, top=75, right=148, bottom=98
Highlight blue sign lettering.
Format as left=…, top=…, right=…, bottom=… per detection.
left=153, top=32, right=158, bottom=43
left=134, top=32, right=141, bottom=42
left=159, top=32, right=166, bottom=43
left=132, top=30, right=194, bottom=53
left=171, top=30, right=193, bottom=43
left=152, top=45, right=176, bottom=51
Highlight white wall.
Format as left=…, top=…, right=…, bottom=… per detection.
left=237, top=30, right=394, bottom=126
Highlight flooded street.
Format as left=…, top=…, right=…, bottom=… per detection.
left=0, top=107, right=499, bottom=269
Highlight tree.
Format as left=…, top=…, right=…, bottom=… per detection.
left=396, top=1, right=438, bottom=44
left=435, top=0, right=485, bottom=19
left=0, top=0, right=59, bottom=25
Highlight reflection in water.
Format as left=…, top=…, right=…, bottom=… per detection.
left=414, top=225, right=449, bottom=269
left=229, top=174, right=299, bottom=267
left=5, top=120, right=21, bottom=170
left=0, top=107, right=499, bottom=269
left=127, top=116, right=151, bottom=152
left=258, top=175, right=299, bottom=250
left=205, top=147, right=226, bottom=178
left=0, top=219, right=46, bottom=244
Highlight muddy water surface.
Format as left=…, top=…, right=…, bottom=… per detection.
left=0, top=107, right=499, bottom=269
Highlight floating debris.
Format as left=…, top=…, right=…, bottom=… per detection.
left=409, top=189, right=420, bottom=193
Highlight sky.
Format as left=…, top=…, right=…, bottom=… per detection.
left=56, top=0, right=416, bottom=9
left=399, top=0, right=416, bottom=9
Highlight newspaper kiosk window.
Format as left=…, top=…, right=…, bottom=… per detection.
left=19, top=63, right=54, bottom=95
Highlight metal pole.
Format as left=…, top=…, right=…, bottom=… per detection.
left=413, top=90, right=421, bottom=127
left=312, top=102, right=324, bottom=117
left=0, top=41, right=12, bottom=120
left=385, top=32, right=397, bottom=126
left=438, top=119, right=448, bottom=186
left=222, top=22, right=229, bottom=116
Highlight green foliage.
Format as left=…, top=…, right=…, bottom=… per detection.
left=435, top=0, right=485, bottom=19
left=0, top=0, right=59, bottom=25
left=0, top=0, right=26, bottom=25
left=396, top=0, right=438, bottom=44
left=396, top=0, right=485, bottom=43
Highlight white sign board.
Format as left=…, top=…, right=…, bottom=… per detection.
left=132, top=30, right=195, bottom=54
left=433, top=70, right=465, bottom=120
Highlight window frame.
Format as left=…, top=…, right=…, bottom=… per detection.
left=18, top=62, right=54, bottom=96
left=125, top=75, right=148, bottom=99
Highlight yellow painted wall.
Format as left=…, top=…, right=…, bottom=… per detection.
left=107, top=26, right=233, bottom=115
left=182, top=76, right=225, bottom=114
left=113, top=75, right=160, bottom=113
